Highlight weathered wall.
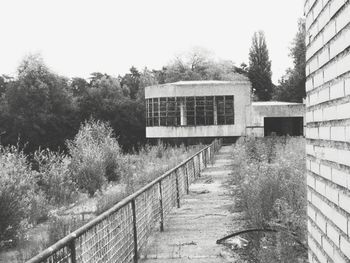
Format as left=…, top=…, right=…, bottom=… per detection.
left=146, top=124, right=245, bottom=138
left=247, top=102, right=305, bottom=137
left=305, top=0, right=350, bottom=262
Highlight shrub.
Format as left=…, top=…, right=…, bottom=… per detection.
left=0, top=145, right=45, bottom=247
left=232, top=136, right=306, bottom=239
left=34, top=149, right=78, bottom=205
left=47, top=216, right=84, bottom=246
left=95, top=187, right=127, bottom=215
left=67, top=119, right=122, bottom=196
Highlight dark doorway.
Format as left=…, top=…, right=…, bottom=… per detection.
left=264, top=117, right=303, bottom=136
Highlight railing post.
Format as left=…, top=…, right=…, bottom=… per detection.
left=131, top=199, right=138, bottom=263
left=185, top=163, right=189, bottom=195
left=193, top=158, right=196, bottom=179
left=69, top=240, right=76, bottom=263
left=158, top=181, right=164, bottom=232
left=198, top=154, right=201, bottom=175
left=175, top=169, right=180, bottom=208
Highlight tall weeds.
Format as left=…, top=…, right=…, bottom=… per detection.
left=231, top=136, right=306, bottom=242
left=0, top=145, right=46, bottom=247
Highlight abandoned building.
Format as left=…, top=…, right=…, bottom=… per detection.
left=145, top=76, right=305, bottom=142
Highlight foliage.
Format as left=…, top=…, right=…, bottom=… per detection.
left=124, top=142, right=201, bottom=192
left=46, top=216, right=85, bottom=246
left=273, top=19, right=306, bottom=102
left=248, top=31, right=274, bottom=101
left=67, top=120, right=123, bottom=196
left=1, top=54, right=79, bottom=153
left=0, top=50, right=250, bottom=154
left=0, top=145, right=47, bottom=247
left=95, top=187, right=127, bottom=215
left=34, top=149, right=78, bottom=205
left=155, top=47, right=246, bottom=83
left=231, top=137, right=306, bottom=241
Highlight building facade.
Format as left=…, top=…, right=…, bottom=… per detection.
left=145, top=78, right=305, bottom=141
left=305, top=0, right=350, bottom=262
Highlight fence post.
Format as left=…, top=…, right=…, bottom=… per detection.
left=175, top=169, right=180, bottom=208
left=158, top=181, right=164, bottom=232
left=185, top=163, right=189, bottom=195
left=69, top=240, right=76, bottom=263
left=131, top=199, right=138, bottom=263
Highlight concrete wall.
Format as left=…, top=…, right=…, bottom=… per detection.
left=246, top=102, right=305, bottom=137
left=145, top=80, right=251, bottom=138
left=146, top=124, right=245, bottom=138
left=305, top=0, right=350, bottom=262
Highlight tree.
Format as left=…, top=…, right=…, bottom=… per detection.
left=0, top=76, right=6, bottom=96
left=70, top=77, right=89, bottom=97
left=120, top=67, right=141, bottom=99
left=157, top=47, right=245, bottom=83
left=248, top=31, right=273, bottom=101
left=274, top=19, right=306, bottom=102
left=135, top=67, right=158, bottom=101
left=2, top=54, right=78, bottom=152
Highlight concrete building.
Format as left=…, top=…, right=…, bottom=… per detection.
left=145, top=76, right=305, bottom=142
left=305, top=0, right=350, bottom=262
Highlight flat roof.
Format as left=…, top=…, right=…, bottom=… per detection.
left=252, top=101, right=304, bottom=106
left=151, top=75, right=250, bottom=88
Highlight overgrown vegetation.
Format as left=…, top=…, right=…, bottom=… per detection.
left=0, top=120, right=201, bottom=262
left=231, top=136, right=307, bottom=262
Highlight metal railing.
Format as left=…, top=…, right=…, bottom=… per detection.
left=27, top=139, right=222, bottom=263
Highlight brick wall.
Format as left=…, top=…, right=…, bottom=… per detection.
left=305, top=0, right=350, bottom=262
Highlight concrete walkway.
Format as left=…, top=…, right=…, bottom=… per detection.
left=140, top=145, right=244, bottom=262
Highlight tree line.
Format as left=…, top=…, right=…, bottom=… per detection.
left=0, top=19, right=306, bottom=153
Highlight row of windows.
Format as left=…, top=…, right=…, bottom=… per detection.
left=146, top=96, right=234, bottom=127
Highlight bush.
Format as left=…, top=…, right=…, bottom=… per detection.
left=0, top=145, right=46, bottom=247
left=232, top=136, right=306, bottom=239
left=34, top=149, right=78, bottom=205
left=47, top=216, right=85, bottom=246
left=67, top=120, right=123, bottom=196
left=95, top=187, right=127, bottom=215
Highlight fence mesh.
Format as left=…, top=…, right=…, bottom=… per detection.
left=27, top=140, right=221, bottom=263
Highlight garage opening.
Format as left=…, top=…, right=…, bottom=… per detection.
left=264, top=117, right=303, bottom=136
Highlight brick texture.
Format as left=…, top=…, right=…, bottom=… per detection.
left=305, top=0, right=350, bottom=262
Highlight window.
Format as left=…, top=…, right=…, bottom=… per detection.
left=167, top=97, right=177, bottom=126
left=195, top=96, right=206, bottom=125
left=216, top=96, right=234, bottom=125
left=153, top=98, right=159, bottom=126
left=159, top=98, right=167, bottom=126
left=205, top=97, right=214, bottom=125
left=146, top=95, right=234, bottom=127
left=186, top=97, right=195, bottom=126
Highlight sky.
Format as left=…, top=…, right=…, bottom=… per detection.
left=0, top=0, right=305, bottom=83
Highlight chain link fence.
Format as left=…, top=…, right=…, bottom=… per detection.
left=27, top=139, right=222, bottom=263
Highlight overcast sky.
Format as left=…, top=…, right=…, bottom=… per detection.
left=0, top=0, right=304, bottom=83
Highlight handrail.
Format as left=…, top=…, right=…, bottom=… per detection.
left=27, top=139, right=222, bottom=263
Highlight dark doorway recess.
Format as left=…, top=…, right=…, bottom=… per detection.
left=264, top=117, right=303, bottom=136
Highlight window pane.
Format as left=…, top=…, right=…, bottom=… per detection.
left=205, top=97, right=214, bottom=125
left=218, top=116, right=225, bottom=125
left=152, top=98, right=159, bottom=126
left=226, top=116, right=234, bottom=124
left=186, top=97, right=195, bottom=125
left=216, top=96, right=225, bottom=116
left=196, top=97, right=205, bottom=125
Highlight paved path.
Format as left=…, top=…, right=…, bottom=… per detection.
left=140, top=145, right=245, bottom=262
